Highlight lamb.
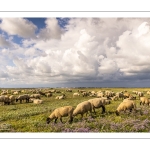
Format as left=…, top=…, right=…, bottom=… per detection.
left=115, top=100, right=136, bottom=116
left=73, top=101, right=92, bottom=118
left=46, top=106, right=74, bottom=124
left=140, top=97, right=150, bottom=106
left=88, top=98, right=110, bottom=114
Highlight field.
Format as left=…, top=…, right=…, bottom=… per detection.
left=0, top=87, right=150, bottom=132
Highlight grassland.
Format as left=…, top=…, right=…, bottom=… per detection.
left=0, top=87, right=150, bottom=132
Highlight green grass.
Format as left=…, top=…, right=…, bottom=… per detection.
left=1, top=87, right=150, bottom=132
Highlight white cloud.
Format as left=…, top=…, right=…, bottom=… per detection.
left=1, top=18, right=150, bottom=87
left=38, top=18, right=62, bottom=40
left=0, top=18, right=37, bottom=38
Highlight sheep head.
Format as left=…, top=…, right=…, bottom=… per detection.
left=115, top=110, right=119, bottom=116
left=46, top=118, right=51, bottom=124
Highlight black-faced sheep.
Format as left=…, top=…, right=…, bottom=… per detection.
left=73, top=101, right=92, bottom=118
left=140, top=97, right=150, bottom=106
left=116, top=100, right=136, bottom=116
left=46, top=106, right=74, bottom=124
left=16, top=94, right=30, bottom=103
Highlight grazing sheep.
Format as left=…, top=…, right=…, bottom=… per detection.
left=13, top=91, right=19, bottom=95
left=0, top=95, right=10, bottom=105
left=116, top=100, right=136, bottom=116
left=16, top=94, right=30, bottom=103
left=30, top=94, right=41, bottom=99
left=66, top=89, right=72, bottom=92
left=88, top=98, right=110, bottom=114
left=82, top=92, right=88, bottom=97
left=137, top=92, right=144, bottom=99
left=73, top=92, right=80, bottom=97
left=97, top=92, right=104, bottom=98
left=140, top=97, right=150, bottom=106
left=46, top=106, right=74, bottom=124
left=73, top=101, right=92, bottom=118
left=111, top=96, right=118, bottom=101
left=46, top=93, right=52, bottom=97
left=9, top=95, right=16, bottom=105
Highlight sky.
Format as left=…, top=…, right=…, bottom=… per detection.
left=1, top=17, right=150, bottom=88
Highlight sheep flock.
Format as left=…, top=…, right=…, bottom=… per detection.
left=1, top=88, right=150, bottom=132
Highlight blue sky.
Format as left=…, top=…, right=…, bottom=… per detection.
left=1, top=18, right=150, bottom=88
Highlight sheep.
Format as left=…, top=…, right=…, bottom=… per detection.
left=66, top=89, right=72, bottom=92
left=16, top=94, right=30, bottom=103
left=73, top=92, right=80, bottom=97
left=0, top=95, right=10, bottom=105
left=88, top=98, right=110, bottom=114
left=96, top=92, right=104, bottom=98
left=31, top=99, right=43, bottom=104
left=140, top=97, right=150, bottom=106
left=9, top=95, right=16, bottom=105
left=55, top=94, right=65, bottom=100
left=46, top=106, right=74, bottom=124
left=115, top=100, right=136, bottom=116
left=30, top=94, right=41, bottom=99
left=46, top=93, right=52, bottom=97
left=82, top=92, right=88, bottom=97
left=137, top=92, right=144, bottom=99
left=13, top=91, right=19, bottom=95
left=73, top=101, right=92, bottom=118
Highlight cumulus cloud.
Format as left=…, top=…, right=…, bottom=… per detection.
left=1, top=18, right=150, bottom=87
left=38, top=18, right=62, bottom=40
left=0, top=18, right=37, bottom=38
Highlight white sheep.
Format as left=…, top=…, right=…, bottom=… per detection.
left=46, top=106, right=74, bottom=124
left=55, top=94, right=65, bottom=100
left=31, top=99, right=43, bottom=104
left=140, top=97, right=150, bottom=106
left=46, top=93, right=52, bottom=97
left=30, top=94, right=41, bottom=99
left=116, top=100, right=136, bottom=116
left=9, top=95, right=16, bottom=104
left=73, top=101, right=92, bottom=118
left=0, top=95, right=9, bottom=105
left=73, top=92, right=80, bottom=97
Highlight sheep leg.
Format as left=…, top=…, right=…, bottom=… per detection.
left=69, top=116, right=73, bottom=123
left=101, top=105, right=105, bottom=114
left=54, top=118, right=58, bottom=123
left=93, top=107, right=96, bottom=114
left=60, top=117, right=63, bottom=123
